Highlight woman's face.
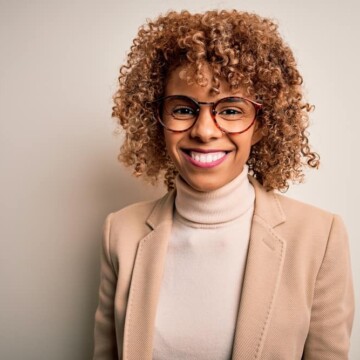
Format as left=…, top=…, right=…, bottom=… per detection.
left=163, top=65, right=262, bottom=192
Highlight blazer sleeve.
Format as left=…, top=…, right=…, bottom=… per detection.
left=303, top=214, right=355, bottom=359
left=93, top=213, right=118, bottom=360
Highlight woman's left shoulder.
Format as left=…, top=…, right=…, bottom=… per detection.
left=250, top=175, right=344, bottom=232
left=275, top=191, right=343, bottom=227
left=273, top=192, right=348, bottom=250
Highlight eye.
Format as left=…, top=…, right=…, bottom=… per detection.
left=215, top=98, right=254, bottom=121
left=218, top=107, right=244, bottom=116
left=163, top=96, right=198, bottom=120
left=172, top=106, right=196, bottom=116
left=217, top=106, right=246, bottom=121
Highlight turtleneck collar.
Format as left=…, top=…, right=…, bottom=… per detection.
left=174, top=165, right=255, bottom=226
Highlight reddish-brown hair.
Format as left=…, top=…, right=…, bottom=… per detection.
left=112, top=10, right=320, bottom=191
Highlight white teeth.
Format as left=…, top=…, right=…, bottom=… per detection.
left=190, top=151, right=226, bottom=163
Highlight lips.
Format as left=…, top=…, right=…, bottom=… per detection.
left=181, top=148, right=231, bottom=168
left=189, top=151, right=226, bottom=163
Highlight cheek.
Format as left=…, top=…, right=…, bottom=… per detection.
left=164, top=133, right=179, bottom=160
left=232, top=135, right=254, bottom=158
left=232, top=136, right=249, bottom=148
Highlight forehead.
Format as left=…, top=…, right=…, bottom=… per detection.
left=165, top=65, right=244, bottom=99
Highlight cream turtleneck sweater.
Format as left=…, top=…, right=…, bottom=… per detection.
left=152, top=166, right=255, bottom=360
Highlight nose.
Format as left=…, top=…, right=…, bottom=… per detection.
left=189, top=106, right=223, bottom=142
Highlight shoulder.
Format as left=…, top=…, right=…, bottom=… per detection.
left=251, top=175, right=347, bottom=260
left=111, top=198, right=159, bottom=224
left=275, top=191, right=347, bottom=240
left=272, top=192, right=348, bottom=263
left=275, top=192, right=334, bottom=225
left=250, top=175, right=340, bottom=233
left=104, top=190, right=175, bottom=240
left=275, top=192, right=346, bottom=237
left=100, top=191, right=175, bottom=266
left=114, top=188, right=174, bottom=218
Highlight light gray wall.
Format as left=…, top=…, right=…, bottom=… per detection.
left=1, top=0, right=359, bottom=359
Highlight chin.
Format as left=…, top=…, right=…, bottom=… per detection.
left=183, top=176, right=225, bottom=192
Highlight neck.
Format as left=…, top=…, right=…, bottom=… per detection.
left=174, top=165, right=255, bottom=226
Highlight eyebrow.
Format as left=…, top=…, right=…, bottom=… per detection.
left=165, top=95, right=250, bottom=104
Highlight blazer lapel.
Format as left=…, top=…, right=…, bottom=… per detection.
left=123, top=177, right=287, bottom=360
left=232, top=177, right=287, bottom=360
left=123, top=191, right=175, bottom=360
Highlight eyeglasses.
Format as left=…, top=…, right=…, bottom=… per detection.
left=153, top=95, right=262, bottom=134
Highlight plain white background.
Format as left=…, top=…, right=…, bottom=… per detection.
left=0, top=0, right=359, bottom=359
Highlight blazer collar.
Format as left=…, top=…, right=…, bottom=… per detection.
left=123, top=176, right=287, bottom=360
left=146, top=189, right=176, bottom=230
left=249, top=175, right=286, bottom=228
left=146, top=175, right=286, bottom=230
left=231, top=177, right=287, bottom=359
left=122, top=190, right=175, bottom=360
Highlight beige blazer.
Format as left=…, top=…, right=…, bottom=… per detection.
left=93, top=177, right=354, bottom=360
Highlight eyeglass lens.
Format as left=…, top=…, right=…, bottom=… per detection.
left=160, top=96, right=257, bottom=133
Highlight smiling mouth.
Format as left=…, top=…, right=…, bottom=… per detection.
left=189, top=151, right=226, bottom=163
left=181, top=149, right=231, bottom=167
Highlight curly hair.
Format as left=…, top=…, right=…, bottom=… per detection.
left=112, top=10, right=320, bottom=191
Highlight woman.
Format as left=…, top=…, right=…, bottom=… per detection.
left=93, top=10, right=355, bottom=360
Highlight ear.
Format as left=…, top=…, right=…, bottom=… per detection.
left=251, top=121, right=266, bottom=146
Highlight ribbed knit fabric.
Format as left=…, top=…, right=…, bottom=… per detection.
left=152, top=166, right=255, bottom=360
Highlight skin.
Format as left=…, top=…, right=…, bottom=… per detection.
left=163, top=65, right=263, bottom=192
